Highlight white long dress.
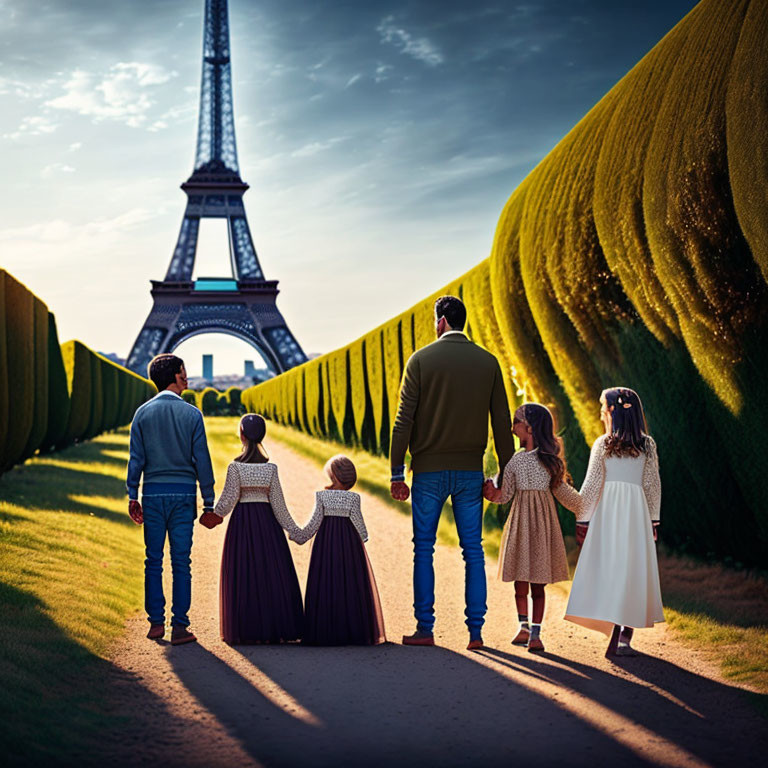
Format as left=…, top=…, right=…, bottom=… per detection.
left=564, top=434, right=664, bottom=636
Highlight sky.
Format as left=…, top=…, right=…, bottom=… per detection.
left=0, top=0, right=699, bottom=376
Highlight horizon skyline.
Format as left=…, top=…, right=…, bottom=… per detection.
left=1, top=0, right=699, bottom=375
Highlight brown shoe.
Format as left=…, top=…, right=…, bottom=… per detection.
left=467, top=637, right=484, bottom=651
left=402, top=630, right=435, bottom=646
left=147, top=623, right=165, bottom=640
left=171, top=626, right=197, bottom=646
left=527, top=636, right=545, bottom=653
left=512, top=628, right=530, bottom=646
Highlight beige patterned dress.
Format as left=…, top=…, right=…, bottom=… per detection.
left=497, top=449, right=582, bottom=584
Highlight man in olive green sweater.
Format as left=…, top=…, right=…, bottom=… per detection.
left=390, top=296, right=514, bottom=650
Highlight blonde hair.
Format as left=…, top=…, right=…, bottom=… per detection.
left=324, top=455, right=357, bottom=489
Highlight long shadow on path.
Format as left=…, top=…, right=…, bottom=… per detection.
left=169, top=640, right=671, bottom=768
left=478, top=646, right=768, bottom=767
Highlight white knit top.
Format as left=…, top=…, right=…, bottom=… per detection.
left=577, top=434, right=661, bottom=522
left=295, top=489, right=368, bottom=545
left=213, top=461, right=301, bottom=537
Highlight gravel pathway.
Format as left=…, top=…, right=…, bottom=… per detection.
left=103, top=436, right=767, bottom=767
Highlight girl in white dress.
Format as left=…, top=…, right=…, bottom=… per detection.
left=564, top=387, right=663, bottom=657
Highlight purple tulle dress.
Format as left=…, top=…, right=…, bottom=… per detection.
left=300, top=490, right=385, bottom=646
left=215, top=461, right=304, bottom=644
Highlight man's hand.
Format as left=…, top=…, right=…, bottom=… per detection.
left=483, top=479, right=501, bottom=503
left=390, top=481, right=410, bottom=502
left=199, top=509, right=223, bottom=529
left=575, top=522, right=589, bottom=546
left=128, top=500, right=143, bottom=526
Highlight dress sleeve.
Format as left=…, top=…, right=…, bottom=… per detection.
left=214, top=463, right=240, bottom=518
left=268, top=466, right=301, bottom=536
left=296, top=492, right=324, bottom=544
left=577, top=436, right=607, bottom=522
left=552, top=481, right=582, bottom=516
left=642, top=436, right=661, bottom=522
left=497, top=458, right=517, bottom=504
left=349, top=494, right=369, bottom=542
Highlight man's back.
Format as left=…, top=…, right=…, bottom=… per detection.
left=390, top=333, right=513, bottom=475
left=127, top=392, right=214, bottom=498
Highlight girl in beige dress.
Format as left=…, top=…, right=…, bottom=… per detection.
left=485, top=403, right=581, bottom=652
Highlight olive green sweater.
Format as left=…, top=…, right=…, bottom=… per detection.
left=390, top=333, right=514, bottom=476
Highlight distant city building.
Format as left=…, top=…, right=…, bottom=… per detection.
left=244, top=360, right=256, bottom=378
left=202, top=354, right=213, bottom=381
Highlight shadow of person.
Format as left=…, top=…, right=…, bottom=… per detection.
left=0, top=582, right=193, bottom=768
left=477, top=645, right=768, bottom=766
left=167, top=639, right=663, bottom=768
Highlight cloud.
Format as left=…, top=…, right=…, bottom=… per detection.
left=0, top=208, right=162, bottom=244
left=374, top=63, right=393, bottom=83
left=377, top=17, right=444, bottom=67
left=41, top=162, right=75, bottom=178
left=290, top=137, right=347, bottom=158
left=68, top=141, right=82, bottom=152
left=45, top=62, right=178, bottom=127
left=3, top=114, right=59, bottom=140
left=345, top=73, right=362, bottom=89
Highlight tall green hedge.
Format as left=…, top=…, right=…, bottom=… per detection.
left=42, top=313, right=70, bottom=452
left=243, top=0, right=768, bottom=567
left=0, top=273, right=9, bottom=468
left=1, top=273, right=35, bottom=472
left=0, top=270, right=156, bottom=471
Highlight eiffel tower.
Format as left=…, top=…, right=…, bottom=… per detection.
left=126, top=0, right=306, bottom=377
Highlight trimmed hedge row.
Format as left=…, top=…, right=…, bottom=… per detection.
left=0, top=270, right=156, bottom=474
left=180, top=387, right=244, bottom=416
left=243, top=0, right=768, bottom=567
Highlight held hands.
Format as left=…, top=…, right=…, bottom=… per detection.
left=199, top=508, right=223, bottom=529
left=390, top=481, right=410, bottom=502
left=653, top=522, right=660, bottom=543
left=575, top=523, right=589, bottom=547
left=128, top=500, right=143, bottom=525
left=483, top=479, right=502, bottom=504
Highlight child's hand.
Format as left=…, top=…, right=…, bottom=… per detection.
left=575, top=522, right=589, bottom=546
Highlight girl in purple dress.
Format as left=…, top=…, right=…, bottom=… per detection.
left=295, top=455, right=386, bottom=646
left=213, top=414, right=304, bottom=644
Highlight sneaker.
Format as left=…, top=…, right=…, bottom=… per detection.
left=147, top=623, right=165, bottom=640
left=402, top=629, right=435, bottom=646
left=512, top=627, right=530, bottom=646
left=170, top=626, right=197, bottom=646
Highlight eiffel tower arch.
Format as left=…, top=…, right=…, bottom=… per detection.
left=127, top=0, right=306, bottom=377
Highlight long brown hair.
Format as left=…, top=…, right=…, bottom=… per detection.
left=602, top=387, right=649, bottom=458
left=515, top=403, right=571, bottom=488
left=234, top=413, right=269, bottom=464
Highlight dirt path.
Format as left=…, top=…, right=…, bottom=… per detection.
left=104, top=436, right=767, bottom=767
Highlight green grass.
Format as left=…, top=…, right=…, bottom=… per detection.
left=260, top=419, right=768, bottom=698
left=0, top=429, right=145, bottom=761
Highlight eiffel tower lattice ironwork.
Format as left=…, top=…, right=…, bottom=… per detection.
left=126, top=0, right=306, bottom=377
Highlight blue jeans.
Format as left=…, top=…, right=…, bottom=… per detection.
left=411, top=470, right=486, bottom=635
left=142, top=495, right=196, bottom=627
